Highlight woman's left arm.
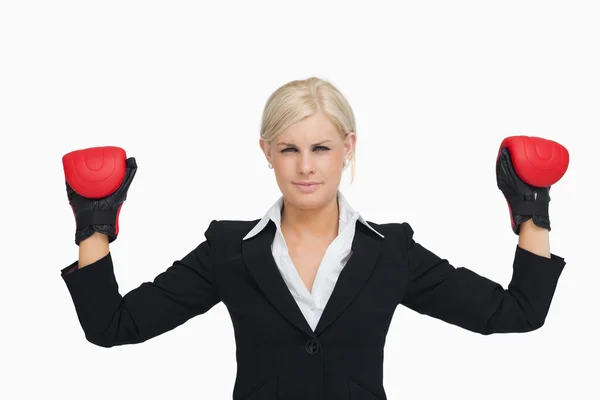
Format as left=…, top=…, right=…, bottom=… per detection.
left=398, top=221, right=566, bottom=336
left=400, top=136, right=569, bottom=335
left=518, top=219, right=550, bottom=259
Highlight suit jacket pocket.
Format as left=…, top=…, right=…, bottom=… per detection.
left=238, top=376, right=278, bottom=400
left=348, top=377, right=381, bottom=400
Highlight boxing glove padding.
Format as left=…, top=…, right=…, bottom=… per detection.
left=62, top=146, right=127, bottom=199
left=497, top=136, right=569, bottom=188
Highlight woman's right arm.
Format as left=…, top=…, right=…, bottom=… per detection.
left=60, top=221, right=221, bottom=348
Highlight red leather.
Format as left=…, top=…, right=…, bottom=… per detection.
left=62, top=146, right=127, bottom=199
left=497, top=136, right=569, bottom=187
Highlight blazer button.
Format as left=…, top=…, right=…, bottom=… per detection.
left=305, top=339, right=320, bottom=355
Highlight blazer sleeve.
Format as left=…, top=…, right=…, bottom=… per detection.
left=60, top=220, right=221, bottom=347
left=398, top=222, right=566, bottom=335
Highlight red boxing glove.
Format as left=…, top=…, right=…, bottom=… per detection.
left=62, top=146, right=137, bottom=245
left=496, top=135, right=569, bottom=234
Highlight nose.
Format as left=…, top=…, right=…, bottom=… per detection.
left=298, top=154, right=316, bottom=174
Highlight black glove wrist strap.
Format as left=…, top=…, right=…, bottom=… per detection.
left=507, top=196, right=549, bottom=217
left=76, top=210, right=117, bottom=228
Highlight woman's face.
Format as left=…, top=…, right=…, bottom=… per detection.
left=260, top=112, right=355, bottom=209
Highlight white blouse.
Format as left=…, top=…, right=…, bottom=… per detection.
left=243, top=190, right=385, bottom=331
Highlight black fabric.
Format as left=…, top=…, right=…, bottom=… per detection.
left=61, top=219, right=566, bottom=399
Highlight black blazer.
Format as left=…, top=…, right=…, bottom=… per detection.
left=60, top=219, right=566, bottom=400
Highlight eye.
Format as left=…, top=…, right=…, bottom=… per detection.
left=314, top=146, right=330, bottom=152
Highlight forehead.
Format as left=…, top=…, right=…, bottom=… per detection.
left=276, top=113, right=340, bottom=144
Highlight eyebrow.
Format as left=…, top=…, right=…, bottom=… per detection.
left=277, top=140, right=332, bottom=146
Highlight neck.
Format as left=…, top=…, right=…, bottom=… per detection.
left=280, top=194, right=339, bottom=241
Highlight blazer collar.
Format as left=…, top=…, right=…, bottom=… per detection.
left=241, top=217, right=384, bottom=338
left=243, top=190, right=384, bottom=240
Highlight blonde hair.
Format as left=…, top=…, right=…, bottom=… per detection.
left=260, top=77, right=357, bottom=184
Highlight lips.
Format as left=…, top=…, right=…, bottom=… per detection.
left=293, top=182, right=321, bottom=192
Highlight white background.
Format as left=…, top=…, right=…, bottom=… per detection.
left=1, top=1, right=598, bottom=399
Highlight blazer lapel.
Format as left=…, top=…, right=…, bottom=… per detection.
left=242, top=219, right=316, bottom=338
left=314, top=222, right=383, bottom=336
left=241, top=219, right=384, bottom=338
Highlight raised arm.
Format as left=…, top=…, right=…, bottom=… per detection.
left=398, top=222, right=566, bottom=335
left=61, top=221, right=221, bottom=347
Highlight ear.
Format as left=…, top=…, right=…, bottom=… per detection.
left=344, top=132, right=356, bottom=158
left=259, top=138, right=271, bottom=163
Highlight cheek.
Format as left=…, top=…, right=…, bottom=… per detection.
left=273, top=158, right=291, bottom=172
left=320, top=160, right=338, bottom=173
left=322, top=154, right=344, bottom=169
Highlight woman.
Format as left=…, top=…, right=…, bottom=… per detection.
left=61, top=77, right=567, bottom=400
